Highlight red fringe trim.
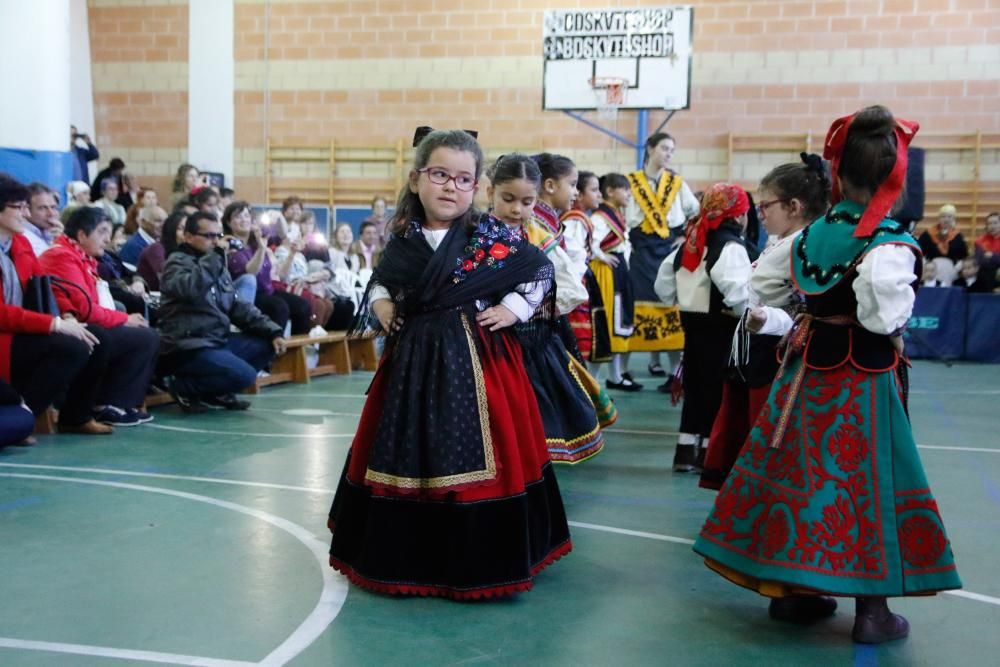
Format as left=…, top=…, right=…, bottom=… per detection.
left=329, top=539, right=573, bottom=601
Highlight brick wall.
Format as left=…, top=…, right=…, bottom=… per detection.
left=89, top=0, right=1000, bottom=234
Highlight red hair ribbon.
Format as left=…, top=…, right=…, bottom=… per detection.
left=823, top=112, right=919, bottom=238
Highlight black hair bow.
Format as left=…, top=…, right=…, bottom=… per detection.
left=412, top=126, right=479, bottom=147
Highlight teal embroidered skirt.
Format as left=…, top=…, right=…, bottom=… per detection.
left=693, top=359, right=961, bottom=597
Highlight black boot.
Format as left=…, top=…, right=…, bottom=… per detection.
left=673, top=443, right=697, bottom=472
left=694, top=442, right=707, bottom=473
left=852, top=597, right=909, bottom=644
left=769, top=596, right=838, bottom=624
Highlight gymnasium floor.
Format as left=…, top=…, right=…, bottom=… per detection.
left=1, top=360, right=997, bottom=666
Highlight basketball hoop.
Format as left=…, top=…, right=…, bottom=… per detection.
left=589, top=77, right=628, bottom=120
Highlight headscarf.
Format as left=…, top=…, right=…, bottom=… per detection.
left=680, top=182, right=749, bottom=272
left=823, top=112, right=919, bottom=238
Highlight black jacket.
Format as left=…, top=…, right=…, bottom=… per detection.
left=158, top=244, right=282, bottom=355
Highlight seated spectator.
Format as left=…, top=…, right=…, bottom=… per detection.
left=362, top=195, right=389, bottom=245
left=329, top=223, right=362, bottom=273
left=67, top=180, right=91, bottom=206
left=117, top=173, right=141, bottom=210
left=278, top=196, right=304, bottom=241
left=921, top=259, right=944, bottom=287
left=124, top=187, right=158, bottom=235
left=952, top=257, right=994, bottom=293
left=223, top=202, right=312, bottom=335
left=0, top=174, right=110, bottom=435
left=192, top=186, right=220, bottom=218
left=170, top=163, right=200, bottom=209
left=351, top=221, right=382, bottom=270
left=298, top=210, right=330, bottom=262
left=90, top=157, right=125, bottom=202
left=975, top=211, right=1000, bottom=276
left=274, top=225, right=334, bottom=329
left=23, top=183, right=64, bottom=256
left=138, top=211, right=186, bottom=292
left=219, top=187, right=235, bottom=211
left=918, top=204, right=968, bottom=284
left=0, top=379, right=34, bottom=448
left=158, top=211, right=286, bottom=412
left=40, top=207, right=160, bottom=426
left=120, top=205, right=166, bottom=266
left=110, top=223, right=128, bottom=254
left=97, top=223, right=148, bottom=316
left=94, top=178, right=126, bottom=226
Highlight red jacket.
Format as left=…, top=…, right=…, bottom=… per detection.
left=0, top=234, right=57, bottom=380
left=39, top=236, right=129, bottom=329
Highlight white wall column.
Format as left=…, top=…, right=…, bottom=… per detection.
left=188, top=0, right=234, bottom=186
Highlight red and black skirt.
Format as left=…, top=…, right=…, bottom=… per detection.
left=328, top=312, right=571, bottom=599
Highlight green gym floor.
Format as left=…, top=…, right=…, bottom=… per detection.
left=1, top=360, right=997, bottom=666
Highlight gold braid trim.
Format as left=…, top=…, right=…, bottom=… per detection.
left=628, top=170, right=683, bottom=239
left=363, top=312, right=497, bottom=489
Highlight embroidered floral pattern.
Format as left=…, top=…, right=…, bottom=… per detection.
left=452, top=216, right=522, bottom=283
left=796, top=209, right=911, bottom=288
left=700, top=362, right=957, bottom=587
left=899, top=515, right=947, bottom=568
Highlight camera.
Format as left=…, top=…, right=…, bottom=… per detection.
left=227, top=237, right=245, bottom=251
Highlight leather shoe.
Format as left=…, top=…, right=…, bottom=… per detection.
left=58, top=419, right=114, bottom=435
left=852, top=612, right=909, bottom=644
left=648, top=363, right=667, bottom=377
left=672, top=443, right=697, bottom=472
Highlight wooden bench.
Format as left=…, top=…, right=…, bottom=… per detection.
left=245, top=331, right=363, bottom=393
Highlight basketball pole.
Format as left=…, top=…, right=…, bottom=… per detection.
left=636, top=110, right=648, bottom=170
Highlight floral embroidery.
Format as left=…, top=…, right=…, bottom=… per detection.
left=762, top=510, right=791, bottom=559
left=899, top=515, right=947, bottom=568
left=827, top=423, right=868, bottom=472
left=452, top=215, right=522, bottom=283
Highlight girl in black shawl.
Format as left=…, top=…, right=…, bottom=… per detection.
left=327, top=129, right=571, bottom=600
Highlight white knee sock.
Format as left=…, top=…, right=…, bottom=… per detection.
left=650, top=351, right=662, bottom=367
left=609, top=355, right=624, bottom=383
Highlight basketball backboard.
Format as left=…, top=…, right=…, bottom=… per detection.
left=542, top=6, right=693, bottom=112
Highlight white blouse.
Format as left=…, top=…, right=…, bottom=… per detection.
left=561, top=216, right=591, bottom=282
left=653, top=240, right=751, bottom=315
left=748, top=230, right=800, bottom=337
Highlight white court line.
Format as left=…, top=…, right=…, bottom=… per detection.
left=606, top=428, right=681, bottom=437
left=0, top=473, right=348, bottom=667
left=4, top=465, right=998, bottom=609
left=0, top=463, right=337, bottom=494
left=945, top=590, right=1000, bottom=605
left=0, top=638, right=254, bottom=667
left=567, top=521, right=695, bottom=546
left=145, top=424, right=355, bottom=439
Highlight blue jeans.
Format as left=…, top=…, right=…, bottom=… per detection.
left=170, top=335, right=274, bottom=398
left=233, top=274, right=257, bottom=303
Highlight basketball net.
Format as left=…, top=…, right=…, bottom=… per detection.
left=590, top=77, right=628, bottom=121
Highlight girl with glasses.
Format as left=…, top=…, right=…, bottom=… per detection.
left=327, top=130, right=571, bottom=600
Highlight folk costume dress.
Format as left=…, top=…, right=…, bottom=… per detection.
left=519, top=202, right=612, bottom=463
left=654, top=184, right=756, bottom=466
left=694, top=200, right=961, bottom=597
left=327, top=214, right=572, bottom=599
left=590, top=203, right=635, bottom=355
left=625, top=169, right=699, bottom=352
left=561, top=207, right=610, bottom=363
left=699, top=230, right=804, bottom=490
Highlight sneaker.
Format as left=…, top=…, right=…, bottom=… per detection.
left=203, top=393, right=251, bottom=411
left=127, top=408, right=154, bottom=424
left=93, top=406, right=142, bottom=427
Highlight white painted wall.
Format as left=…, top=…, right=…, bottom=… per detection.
left=0, top=0, right=72, bottom=152
left=188, top=0, right=234, bottom=185
left=69, top=0, right=96, bottom=179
